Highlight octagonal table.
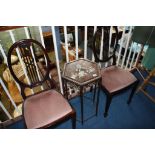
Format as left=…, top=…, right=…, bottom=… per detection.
left=62, top=58, right=101, bottom=124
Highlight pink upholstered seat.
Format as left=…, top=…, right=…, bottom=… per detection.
left=101, top=66, right=137, bottom=93
left=24, top=90, right=73, bottom=129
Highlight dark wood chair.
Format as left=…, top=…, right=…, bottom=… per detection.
left=92, top=26, right=139, bottom=117
left=7, top=39, right=76, bottom=129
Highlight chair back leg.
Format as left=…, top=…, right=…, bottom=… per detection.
left=127, top=80, right=139, bottom=104
left=23, top=116, right=27, bottom=129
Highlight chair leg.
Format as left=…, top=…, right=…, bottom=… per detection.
left=71, top=111, right=76, bottom=129
left=23, top=116, right=27, bottom=129
left=127, top=81, right=139, bottom=104
left=104, top=95, right=112, bottom=117
left=90, top=85, right=93, bottom=92
left=96, top=86, right=100, bottom=116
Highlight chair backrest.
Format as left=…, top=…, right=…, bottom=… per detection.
left=7, top=39, right=55, bottom=99
left=92, top=26, right=119, bottom=65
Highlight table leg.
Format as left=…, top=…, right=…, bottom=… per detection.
left=80, top=86, right=84, bottom=124
left=62, top=78, right=65, bottom=95
left=65, top=81, right=69, bottom=100
left=96, top=81, right=101, bottom=116
left=63, top=79, right=68, bottom=100
left=93, top=84, right=97, bottom=104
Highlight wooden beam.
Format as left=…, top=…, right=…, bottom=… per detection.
left=0, top=26, right=25, bottom=32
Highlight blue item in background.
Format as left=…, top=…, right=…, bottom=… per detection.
left=142, top=47, right=155, bottom=70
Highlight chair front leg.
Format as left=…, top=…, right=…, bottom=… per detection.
left=104, top=95, right=112, bottom=117
left=71, top=111, right=76, bottom=129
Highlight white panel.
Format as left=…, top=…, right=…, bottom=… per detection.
left=109, top=26, right=113, bottom=66
left=0, top=78, right=21, bottom=115
left=0, top=44, right=7, bottom=64
left=109, top=26, right=113, bottom=52
left=92, top=26, right=97, bottom=61
left=51, top=26, right=63, bottom=94
left=93, top=26, right=97, bottom=34
left=38, top=26, right=46, bottom=48
left=105, top=26, right=113, bottom=67
left=125, top=42, right=133, bottom=69
left=116, top=27, right=126, bottom=66
left=84, top=26, right=87, bottom=59
left=130, top=43, right=138, bottom=69
left=64, top=26, right=69, bottom=62
left=121, top=26, right=132, bottom=68
left=99, top=28, right=104, bottom=67
left=38, top=26, right=47, bottom=66
left=75, top=26, right=78, bottom=60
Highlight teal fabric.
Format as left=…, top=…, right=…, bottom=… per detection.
left=142, top=47, right=155, bottom=70
left=132, top=26, right=154, bottom=44
left=132, top=26, right=155, bottom=47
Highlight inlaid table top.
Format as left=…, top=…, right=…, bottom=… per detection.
left=62, top=58, right=101, bottom=86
